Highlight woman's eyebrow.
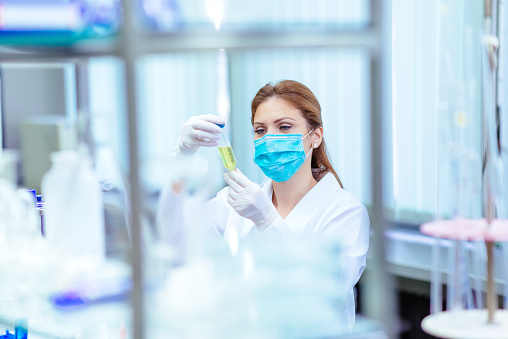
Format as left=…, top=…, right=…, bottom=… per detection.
left=274, top=117, right=296, bottom=124
left=254, top=117, right=296, bottom=126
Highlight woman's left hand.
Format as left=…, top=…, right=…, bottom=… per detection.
left=223, top=169, right=279, bottom=229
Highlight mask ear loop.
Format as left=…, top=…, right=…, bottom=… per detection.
left=305, top=147, right=313, bottom=159
left=302, top=128, right=315, bottom=140
left=303, top=128, right=316, bottom=159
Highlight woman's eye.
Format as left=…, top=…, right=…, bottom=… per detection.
left=255, top=128, right=265, bottom=135
left=279, top=125, right=292, bottom=131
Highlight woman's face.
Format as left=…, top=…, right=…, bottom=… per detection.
left=253, top=97, right=310, bottom=140
left=252, top=96, right=324, bottom=176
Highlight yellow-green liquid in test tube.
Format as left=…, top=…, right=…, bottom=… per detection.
left=216, top=123, right=236, bottom=171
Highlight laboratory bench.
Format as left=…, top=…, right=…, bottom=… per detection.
left=380, top=227, right=506, bottom=294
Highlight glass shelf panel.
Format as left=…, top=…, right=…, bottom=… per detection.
left=0, top=0, right=370, bottom=47
left=141, top=0, right=370, bottom=33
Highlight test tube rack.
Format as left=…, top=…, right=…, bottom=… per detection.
left=419, top=219, right=508, bottom=339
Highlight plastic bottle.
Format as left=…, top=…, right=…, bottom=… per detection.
left=41, top=150, right=105, bottom=261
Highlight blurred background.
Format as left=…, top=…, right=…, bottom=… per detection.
left=0, top=0, right=507, bottom=338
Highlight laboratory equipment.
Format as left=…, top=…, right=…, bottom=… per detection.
left=147, top=235, right=355, bottom=338
left=156, top=153, right=212, bottom=266
left=420, top=2, right=508, bottom=336
left=95, top=141, right=131, bottom=261
left=25, top=190, right=45, bottom=236
left=0, top=150, right=19, bottom=188
left=0, top=150, right=27, bottom=243
left=141, top=0, right=182, bottom=31
left=0, top=152, right=48, bottom=339
left=420, top=219, right=508, bottom=338
left=41, top=150, right=105, bottom=260
left=216, top=123, right=236, bottom=171
left=52, top=278, right=132, bottom=309
left=20, top=115, right=77, bottom=193
left=36, top=195, right=45, bottom=236
left=0, top=0, right=121, bottom=44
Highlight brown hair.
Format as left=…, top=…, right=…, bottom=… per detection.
left=251, top=80, right=343, bottom=188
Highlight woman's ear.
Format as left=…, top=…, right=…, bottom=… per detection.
left=313, top=127, right=324, bottom=147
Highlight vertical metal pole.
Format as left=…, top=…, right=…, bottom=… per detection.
left=119, top=0, right=144, bottom=338
left=75, top=60, right=89, bottom=117
left=363, top=0, right=398, bottom=337
left=75, top=61, right=88, bottom=113
left=75, top=60, right=96, bottom=160
left=484, top=0, right=500, bottom=325
left=486, top=241, right=496, bottom=322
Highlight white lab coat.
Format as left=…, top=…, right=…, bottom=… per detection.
left=204, top=172, right=370, bottom=329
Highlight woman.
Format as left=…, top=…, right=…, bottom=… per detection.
left=171, top=80, right=370, bottom=327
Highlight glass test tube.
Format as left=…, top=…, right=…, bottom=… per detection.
left=216, top=124, right=236, bottom=171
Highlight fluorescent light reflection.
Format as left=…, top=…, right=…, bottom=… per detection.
left=205, top=0, right=224, bottom=31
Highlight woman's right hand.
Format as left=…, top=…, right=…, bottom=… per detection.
left=176, top=114, right=226, bottom=155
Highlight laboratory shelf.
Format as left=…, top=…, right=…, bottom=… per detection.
left=137, top=29, right=379, bottom=52
left=0, top=1, right=393, bottom=338
left=0, top=40, right=120, bottom=61
left=420, top=218, right=508, bottom=242
left=421, top=309, right=508, bottom=339
left=0, top=29, right=379, bottom=62
left=0, top=32, right=85, bottom=46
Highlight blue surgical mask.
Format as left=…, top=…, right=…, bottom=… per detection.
left=253, top=129, right=314, bottom=182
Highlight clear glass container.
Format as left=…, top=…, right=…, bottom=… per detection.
left=216, top=124, right=236, bottom=171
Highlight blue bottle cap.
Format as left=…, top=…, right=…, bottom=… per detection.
left=0, top=330, right=15, bottom=338
left=27, top=189, right=36, bottom=199
left=26, top=189, right=37, bottom=207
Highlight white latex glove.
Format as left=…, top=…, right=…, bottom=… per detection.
left=223, top=169, right=281, bottom=231
left=175, top=114, right=226, bottom=155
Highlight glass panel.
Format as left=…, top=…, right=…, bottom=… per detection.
left=499, top=1, right=508, bottom=219
left=136, top=51, right=225, bottom=195
left=391, top=0, right=484, bottom=223
left=141, top=0, right=370, bottom=32
left=0, top=0, right=370, bottom=45
left=136, top=48, right=370, bottom=204
left=0, top=60, right=132, bottom=337
left=135, top=48, right=372, bottom=337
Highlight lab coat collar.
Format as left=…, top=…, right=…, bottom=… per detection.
left=261, top=172, right=342, bottom=233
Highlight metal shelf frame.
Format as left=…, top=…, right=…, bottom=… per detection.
left=0, top=0, right=396, bottom=337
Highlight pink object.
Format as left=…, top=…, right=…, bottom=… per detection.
left=485, top=219, right=508, bottom=242
left=119, top=323, right=127, bottom=339
left=420, top=218, right=508, bottom=241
